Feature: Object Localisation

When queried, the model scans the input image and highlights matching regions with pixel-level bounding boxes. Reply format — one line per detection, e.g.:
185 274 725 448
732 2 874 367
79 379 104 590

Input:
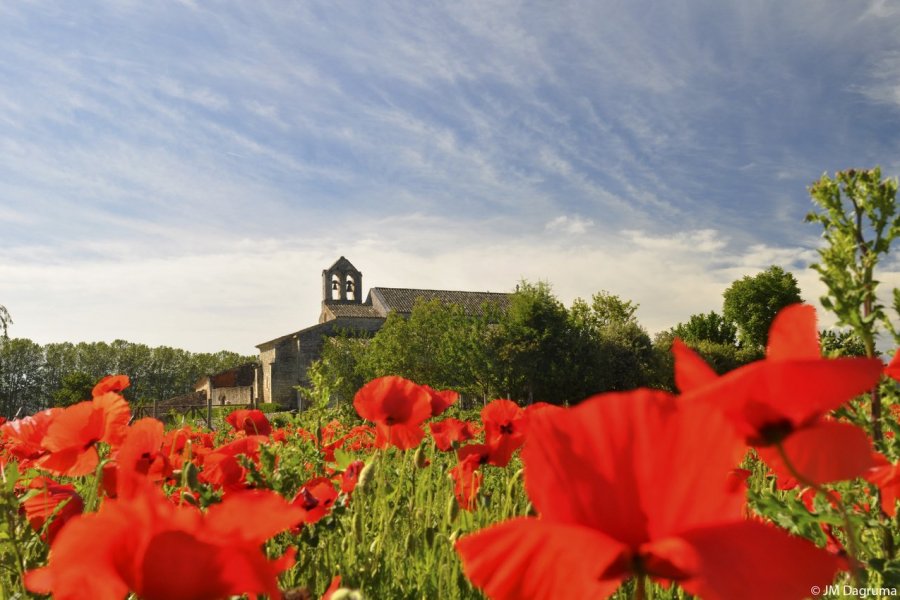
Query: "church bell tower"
322 256 363 307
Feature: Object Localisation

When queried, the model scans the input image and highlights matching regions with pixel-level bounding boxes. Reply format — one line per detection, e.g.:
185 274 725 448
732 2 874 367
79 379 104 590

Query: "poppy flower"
866 453 900 516
429 418 478 451
21 477 83 543
422 384 459 417
0 408 59 464
36 391 131 477
197 436 266 492
115 418 172 497
92 374 130 397
291 477 339 527
25 485 302 600
678 304 882 484
353 376 432 450
885 351 900 383
450 452 483 512
322 575 342 600
480 399 526 467
339 460 365 495
456 389 841 600
225 409 272 437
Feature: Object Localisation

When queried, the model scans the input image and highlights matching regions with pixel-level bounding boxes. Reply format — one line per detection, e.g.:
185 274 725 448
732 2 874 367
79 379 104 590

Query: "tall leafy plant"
806 167 900 443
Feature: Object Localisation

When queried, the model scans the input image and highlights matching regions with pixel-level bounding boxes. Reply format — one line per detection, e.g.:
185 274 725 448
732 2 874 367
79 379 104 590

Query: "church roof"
324 304 383 318
371 287 511 316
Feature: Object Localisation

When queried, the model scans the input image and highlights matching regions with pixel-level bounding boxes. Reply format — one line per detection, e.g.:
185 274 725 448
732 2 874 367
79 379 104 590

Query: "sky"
3 0 900 354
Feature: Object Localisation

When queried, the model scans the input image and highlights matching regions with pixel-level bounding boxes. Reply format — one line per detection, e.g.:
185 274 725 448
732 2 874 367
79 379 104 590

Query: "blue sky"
3 0 900 353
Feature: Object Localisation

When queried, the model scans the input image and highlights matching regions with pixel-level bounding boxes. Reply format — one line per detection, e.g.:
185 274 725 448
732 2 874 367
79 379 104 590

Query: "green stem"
634 574 647 600
775 443 862 584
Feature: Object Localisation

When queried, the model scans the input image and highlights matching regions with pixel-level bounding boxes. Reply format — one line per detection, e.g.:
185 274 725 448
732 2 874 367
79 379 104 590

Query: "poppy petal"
206 490 303 543
456 518 627 600
672 338 718 392
758 420 875 485
766 304 820 361
677 520 841 600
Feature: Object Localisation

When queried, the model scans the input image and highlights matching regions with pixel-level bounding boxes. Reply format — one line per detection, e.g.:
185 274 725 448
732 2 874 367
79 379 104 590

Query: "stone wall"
210 386 253 406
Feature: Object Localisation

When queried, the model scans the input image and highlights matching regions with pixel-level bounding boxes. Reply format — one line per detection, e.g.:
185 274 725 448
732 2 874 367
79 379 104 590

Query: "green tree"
0 338 45 417
0 305 11 339
807 167 900 444
670 311 737 346
494 281 573 404
51 371 97 407
569 291 655 397
722 266 803 351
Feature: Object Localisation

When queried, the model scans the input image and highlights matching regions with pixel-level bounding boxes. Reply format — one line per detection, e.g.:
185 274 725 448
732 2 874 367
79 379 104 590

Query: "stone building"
194 363 257 406
255 257 510 408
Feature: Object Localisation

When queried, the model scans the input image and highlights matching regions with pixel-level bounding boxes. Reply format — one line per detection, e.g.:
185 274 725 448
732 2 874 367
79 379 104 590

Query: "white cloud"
545 215 594 235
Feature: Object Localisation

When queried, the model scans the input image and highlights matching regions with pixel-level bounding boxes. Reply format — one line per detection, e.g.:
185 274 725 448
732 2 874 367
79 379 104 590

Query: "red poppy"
92 374 130 397
225 409 272 437
25 485 302 600
1 408 59 464
450 452 483 512
21 476 83 543
422 384 459 417
115 418 172 497
339 460 365 495
885 350 900 382
480 399 526 467
37 391 131 477
353 376 432 450
456 389 840 600
291 477 339 527
866 453 900 516
429 418 478 451
678 304 882 484
322 575 342 600
197 436 266 492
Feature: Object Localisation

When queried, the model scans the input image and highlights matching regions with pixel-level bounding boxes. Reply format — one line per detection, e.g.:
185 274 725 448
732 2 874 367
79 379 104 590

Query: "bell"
331 281 339 291
346 281 354 292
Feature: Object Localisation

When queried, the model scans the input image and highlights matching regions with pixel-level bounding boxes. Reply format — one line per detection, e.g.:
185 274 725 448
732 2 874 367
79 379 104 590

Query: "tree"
51 371 97 407
722 266 803 351
0 305 11 339
0 338 45 417
494 281 573 404
670 311 737 346
569 292 655 397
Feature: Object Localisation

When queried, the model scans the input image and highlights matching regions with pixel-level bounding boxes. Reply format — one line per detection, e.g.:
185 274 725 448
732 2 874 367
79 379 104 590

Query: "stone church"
252 257 511 408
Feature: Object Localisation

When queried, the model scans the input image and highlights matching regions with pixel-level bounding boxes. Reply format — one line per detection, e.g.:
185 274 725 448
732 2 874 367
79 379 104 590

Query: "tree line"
301 264 854 408
0 337 254 418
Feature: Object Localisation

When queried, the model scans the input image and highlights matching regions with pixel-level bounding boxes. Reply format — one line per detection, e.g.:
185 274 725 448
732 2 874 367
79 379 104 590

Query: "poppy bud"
357 462 374 493
447 495 459 522
351 510 363 540
414 446 428 469
183 461 200 490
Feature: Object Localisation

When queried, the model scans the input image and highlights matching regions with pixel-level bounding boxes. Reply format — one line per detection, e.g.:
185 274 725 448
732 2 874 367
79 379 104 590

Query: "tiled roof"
209 363 256 388
325 304 383 318
372 287 511 316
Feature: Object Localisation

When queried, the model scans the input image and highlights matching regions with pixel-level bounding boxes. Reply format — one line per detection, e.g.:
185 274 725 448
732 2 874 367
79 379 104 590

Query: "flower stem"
775 442 862 584
634 574 646 600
